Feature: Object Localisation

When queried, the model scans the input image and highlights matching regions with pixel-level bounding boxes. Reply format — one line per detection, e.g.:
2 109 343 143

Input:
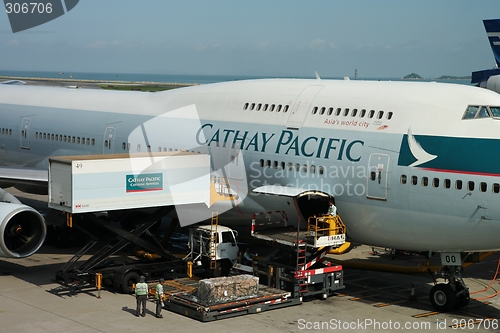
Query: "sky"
0 0 499 79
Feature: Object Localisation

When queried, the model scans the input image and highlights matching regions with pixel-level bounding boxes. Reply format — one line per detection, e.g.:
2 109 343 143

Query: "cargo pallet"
164 283 301 321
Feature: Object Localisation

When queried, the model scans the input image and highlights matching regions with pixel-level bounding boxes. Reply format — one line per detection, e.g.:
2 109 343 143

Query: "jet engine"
0 202 46 258
486 74 500 94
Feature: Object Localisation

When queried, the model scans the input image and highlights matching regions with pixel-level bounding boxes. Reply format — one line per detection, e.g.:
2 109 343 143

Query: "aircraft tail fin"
484 19 500 68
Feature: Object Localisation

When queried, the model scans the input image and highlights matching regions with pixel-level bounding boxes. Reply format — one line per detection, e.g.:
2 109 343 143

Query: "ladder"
209 212 218 270
296 240 308 293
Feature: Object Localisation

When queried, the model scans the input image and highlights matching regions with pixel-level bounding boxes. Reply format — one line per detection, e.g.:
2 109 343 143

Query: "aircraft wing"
0 167 48 187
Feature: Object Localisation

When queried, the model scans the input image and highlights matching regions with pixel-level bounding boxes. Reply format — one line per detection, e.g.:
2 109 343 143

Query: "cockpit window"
463 106 479 119
489 106 500 117
476 106 490 118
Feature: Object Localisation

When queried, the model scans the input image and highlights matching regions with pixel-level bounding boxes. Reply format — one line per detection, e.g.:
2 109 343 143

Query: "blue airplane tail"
483 19 500 68
471 19 500 85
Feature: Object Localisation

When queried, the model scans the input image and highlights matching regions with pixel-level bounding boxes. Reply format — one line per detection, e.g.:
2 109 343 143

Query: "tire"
455 284 470 309
121 271 141 294
430 284 457 312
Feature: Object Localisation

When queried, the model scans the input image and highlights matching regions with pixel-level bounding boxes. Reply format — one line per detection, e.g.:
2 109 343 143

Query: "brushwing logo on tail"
399 128 437 167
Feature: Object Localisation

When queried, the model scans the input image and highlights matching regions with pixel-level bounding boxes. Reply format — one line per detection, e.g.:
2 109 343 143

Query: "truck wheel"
121 271 140 294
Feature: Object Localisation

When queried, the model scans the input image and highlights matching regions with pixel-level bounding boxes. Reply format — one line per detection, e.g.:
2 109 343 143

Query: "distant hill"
403 73 423 80
436 75 471 80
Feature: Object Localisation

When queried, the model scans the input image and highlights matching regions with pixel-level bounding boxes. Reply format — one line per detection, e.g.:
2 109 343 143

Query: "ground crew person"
135 275 148 317
327 200 337 216
155 278 165 318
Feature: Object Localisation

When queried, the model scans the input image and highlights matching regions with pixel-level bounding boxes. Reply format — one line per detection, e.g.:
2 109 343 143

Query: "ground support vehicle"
160 212 347 321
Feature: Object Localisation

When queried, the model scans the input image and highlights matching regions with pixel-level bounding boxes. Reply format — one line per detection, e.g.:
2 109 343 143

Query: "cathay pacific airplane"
2 77 500 311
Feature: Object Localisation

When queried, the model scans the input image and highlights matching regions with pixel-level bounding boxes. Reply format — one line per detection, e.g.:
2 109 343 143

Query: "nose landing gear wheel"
430 284 457 312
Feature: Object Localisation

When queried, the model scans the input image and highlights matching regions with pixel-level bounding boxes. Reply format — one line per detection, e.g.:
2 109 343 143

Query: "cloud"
308 39 335 50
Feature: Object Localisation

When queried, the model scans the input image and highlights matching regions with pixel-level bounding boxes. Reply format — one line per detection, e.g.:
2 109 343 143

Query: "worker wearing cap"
135 276 148 317
155 278 165 318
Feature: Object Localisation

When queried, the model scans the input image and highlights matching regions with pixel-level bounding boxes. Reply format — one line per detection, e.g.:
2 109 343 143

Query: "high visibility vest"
135 282 148 296
155 283 164 300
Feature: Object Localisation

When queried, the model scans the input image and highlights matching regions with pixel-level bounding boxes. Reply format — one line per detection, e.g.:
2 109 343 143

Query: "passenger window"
264 104 268 111
480 182 487 192
283 105 289 113
343 108 349 116
312 106 318 114
360 109 366 117
310 165 316 174
335 108 341 116
387 111 393 120
411 176 417 185
370 171 376 181
327 107 333 115
351 109 357 117
463 106 479 119
493 183 500 193
468 181 475 191
377 111 384 119
319 166 324 175
260 159 264 167
422 177 428 186
270 104 275 112
368 110 375 118
444 179 451 189
277 105 282 112
266 160 271 168
250 103 255 110
320 107 326 115
243 103 249 110
432 178 439 187
400 175 407 184
456 180 463 190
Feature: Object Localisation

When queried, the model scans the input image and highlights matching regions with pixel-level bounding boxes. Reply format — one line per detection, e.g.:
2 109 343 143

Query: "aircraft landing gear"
429 265 469 312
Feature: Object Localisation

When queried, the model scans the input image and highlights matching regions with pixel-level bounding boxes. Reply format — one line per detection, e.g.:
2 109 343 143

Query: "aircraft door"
20 118 31 150
367 153 390 200
103 126 116 154
286 85 324 129
228 143 244 180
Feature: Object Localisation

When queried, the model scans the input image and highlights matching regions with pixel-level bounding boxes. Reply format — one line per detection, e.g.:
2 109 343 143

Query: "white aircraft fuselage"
2 79 500 254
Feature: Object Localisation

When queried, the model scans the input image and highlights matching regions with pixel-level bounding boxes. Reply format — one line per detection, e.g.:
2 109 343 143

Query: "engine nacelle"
486 74 500 94
0 202 46 258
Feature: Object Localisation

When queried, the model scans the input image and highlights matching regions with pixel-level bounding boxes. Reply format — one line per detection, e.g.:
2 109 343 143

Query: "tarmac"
1 189 500 332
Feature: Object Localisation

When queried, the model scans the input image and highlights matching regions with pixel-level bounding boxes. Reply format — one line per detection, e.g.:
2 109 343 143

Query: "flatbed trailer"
164 282 301 321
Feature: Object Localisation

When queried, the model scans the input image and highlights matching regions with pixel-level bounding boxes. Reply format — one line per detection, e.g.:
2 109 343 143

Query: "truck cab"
185 225 239 275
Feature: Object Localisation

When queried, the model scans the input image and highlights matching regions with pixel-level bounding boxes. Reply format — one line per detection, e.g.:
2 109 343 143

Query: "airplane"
2 76 500 312
472 18 500 93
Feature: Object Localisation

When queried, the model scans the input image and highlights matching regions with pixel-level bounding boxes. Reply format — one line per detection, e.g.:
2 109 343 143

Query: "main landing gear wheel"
430 284 457 312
